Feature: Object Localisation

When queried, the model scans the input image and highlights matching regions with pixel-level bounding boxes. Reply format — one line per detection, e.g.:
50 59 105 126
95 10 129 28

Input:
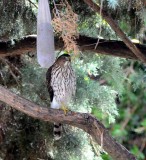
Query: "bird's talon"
61 106 68 115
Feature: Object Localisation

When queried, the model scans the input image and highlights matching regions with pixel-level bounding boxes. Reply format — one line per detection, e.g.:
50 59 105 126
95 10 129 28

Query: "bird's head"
56 54 71 66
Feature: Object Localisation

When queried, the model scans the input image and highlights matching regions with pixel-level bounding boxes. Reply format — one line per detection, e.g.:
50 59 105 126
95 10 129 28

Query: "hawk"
46 54 76 140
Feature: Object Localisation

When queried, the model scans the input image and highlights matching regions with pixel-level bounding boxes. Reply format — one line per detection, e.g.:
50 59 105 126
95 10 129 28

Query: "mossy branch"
0 85 136 160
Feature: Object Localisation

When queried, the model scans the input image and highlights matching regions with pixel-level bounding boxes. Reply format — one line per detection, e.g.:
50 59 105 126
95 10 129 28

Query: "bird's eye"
65 57 70 61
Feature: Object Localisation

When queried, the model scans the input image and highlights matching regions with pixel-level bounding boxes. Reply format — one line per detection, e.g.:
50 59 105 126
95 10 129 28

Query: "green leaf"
131 146 145 160
140 119 146 127
101 153 112 160
111 124 127 137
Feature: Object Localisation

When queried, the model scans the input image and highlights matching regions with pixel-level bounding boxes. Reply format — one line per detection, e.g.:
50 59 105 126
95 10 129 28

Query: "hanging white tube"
37 0 55 68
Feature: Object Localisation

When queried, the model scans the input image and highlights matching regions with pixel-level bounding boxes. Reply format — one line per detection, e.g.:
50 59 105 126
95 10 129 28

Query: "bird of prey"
46 54 76 140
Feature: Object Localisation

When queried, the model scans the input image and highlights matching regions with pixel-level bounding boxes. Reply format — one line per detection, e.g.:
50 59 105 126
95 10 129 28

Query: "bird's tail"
53 123 62 140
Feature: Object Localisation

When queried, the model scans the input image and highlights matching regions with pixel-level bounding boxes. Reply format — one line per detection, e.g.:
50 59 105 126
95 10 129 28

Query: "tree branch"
0 35 146 61
0 85 136 160
27 0 38 8
83 0 146 63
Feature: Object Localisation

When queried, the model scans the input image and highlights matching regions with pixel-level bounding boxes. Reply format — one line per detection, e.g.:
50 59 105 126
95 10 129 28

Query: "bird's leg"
60 102 68 115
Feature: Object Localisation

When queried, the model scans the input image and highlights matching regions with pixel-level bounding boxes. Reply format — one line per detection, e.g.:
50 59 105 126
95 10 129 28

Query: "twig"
3 59 22 75
52 0 60 18
1 59 21 86
90 137 101 156
0 85 136 160
0 71 6 86
27 0 38 8
95 0 103 49
140 139 146 152
120 106 138 131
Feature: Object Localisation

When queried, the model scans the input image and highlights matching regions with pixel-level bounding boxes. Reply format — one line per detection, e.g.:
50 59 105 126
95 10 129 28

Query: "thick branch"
0 35 146 61
0 85 136 160
83 0 146 63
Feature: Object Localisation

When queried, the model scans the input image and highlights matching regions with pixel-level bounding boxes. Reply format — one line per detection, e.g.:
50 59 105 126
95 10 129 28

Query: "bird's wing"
72 69 76 97
46 65 54 102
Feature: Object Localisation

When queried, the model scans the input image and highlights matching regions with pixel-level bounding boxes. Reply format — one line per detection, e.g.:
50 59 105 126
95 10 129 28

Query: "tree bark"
83 0 146 63
0 85 136 160
0 35 146 61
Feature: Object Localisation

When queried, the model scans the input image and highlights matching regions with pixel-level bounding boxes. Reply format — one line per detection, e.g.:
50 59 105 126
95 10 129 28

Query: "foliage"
1 0 146 159
109 61 146 159
0 0 36 40
3 53 146 159
78 14 116 39
0 53 125 159
52 0 79 54
71 54 125 123
107 0 119 9
131 146 145 160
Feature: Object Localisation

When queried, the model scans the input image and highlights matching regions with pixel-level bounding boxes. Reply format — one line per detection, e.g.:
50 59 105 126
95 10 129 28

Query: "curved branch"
0 85 136 160
83 0 146 63
0 35 146 61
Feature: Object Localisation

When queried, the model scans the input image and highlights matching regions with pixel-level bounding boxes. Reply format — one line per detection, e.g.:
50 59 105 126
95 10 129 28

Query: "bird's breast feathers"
51 65 76 104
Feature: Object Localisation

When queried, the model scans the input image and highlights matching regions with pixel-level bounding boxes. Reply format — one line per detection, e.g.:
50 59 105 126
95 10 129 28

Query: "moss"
0 1 36 40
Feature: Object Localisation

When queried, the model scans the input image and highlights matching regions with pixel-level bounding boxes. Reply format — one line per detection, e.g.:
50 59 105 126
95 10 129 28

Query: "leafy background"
0 0 146 159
